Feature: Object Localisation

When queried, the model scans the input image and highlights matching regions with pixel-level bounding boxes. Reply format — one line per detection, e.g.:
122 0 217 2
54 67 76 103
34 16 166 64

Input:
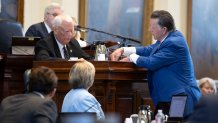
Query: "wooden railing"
33 60 153 121
0 54 154 121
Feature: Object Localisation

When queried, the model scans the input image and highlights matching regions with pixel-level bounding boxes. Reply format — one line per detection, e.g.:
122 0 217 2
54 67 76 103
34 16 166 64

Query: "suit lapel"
50 32 62 58
40 22 49 38
150 41 161 56
66 44 73 56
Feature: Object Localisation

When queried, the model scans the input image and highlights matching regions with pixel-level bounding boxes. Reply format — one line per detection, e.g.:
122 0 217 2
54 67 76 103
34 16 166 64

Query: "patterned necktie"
63 46 70 59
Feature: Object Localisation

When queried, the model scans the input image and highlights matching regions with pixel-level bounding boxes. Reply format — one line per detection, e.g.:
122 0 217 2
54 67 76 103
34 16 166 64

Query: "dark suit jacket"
0 93 57 123
187 95 218 123
25 22 48 39
34 32 92 60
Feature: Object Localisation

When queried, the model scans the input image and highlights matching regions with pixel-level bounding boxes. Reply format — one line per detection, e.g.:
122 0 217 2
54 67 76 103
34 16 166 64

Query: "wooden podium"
33 60 151 121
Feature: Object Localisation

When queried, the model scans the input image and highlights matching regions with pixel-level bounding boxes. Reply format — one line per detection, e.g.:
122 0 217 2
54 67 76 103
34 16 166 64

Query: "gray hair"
44 2 63 15
198 77 217 94
52 14 73 28
69 61 95 89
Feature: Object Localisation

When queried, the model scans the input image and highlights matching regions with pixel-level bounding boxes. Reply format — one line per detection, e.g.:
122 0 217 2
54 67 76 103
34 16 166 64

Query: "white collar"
44 22 52 33
54 36 66 59
33 91 45 99
160 33 168 43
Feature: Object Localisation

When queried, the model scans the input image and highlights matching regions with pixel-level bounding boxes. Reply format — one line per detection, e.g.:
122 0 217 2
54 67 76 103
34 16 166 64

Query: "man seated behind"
34 14 91 60
0 66 58 123
61 60 105 120
25 2 63 38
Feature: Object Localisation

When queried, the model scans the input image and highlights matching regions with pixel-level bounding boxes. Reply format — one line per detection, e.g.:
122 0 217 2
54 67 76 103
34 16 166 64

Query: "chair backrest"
0 19 23 54
23 69 31 93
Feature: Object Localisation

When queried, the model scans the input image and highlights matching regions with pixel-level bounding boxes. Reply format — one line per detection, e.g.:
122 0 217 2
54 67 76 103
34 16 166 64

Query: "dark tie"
63 46 70 59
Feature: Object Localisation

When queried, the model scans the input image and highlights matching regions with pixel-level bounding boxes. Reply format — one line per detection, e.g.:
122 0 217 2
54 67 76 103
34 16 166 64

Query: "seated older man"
34 14 92 60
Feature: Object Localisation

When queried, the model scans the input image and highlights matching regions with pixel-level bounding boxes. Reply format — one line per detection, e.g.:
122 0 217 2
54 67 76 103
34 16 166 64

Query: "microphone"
74 25 88 32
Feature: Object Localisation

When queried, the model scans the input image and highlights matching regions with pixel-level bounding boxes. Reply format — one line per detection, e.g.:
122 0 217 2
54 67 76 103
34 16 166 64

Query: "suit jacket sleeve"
136 40 179 70
25 22 48 39
34 33 64 61
136 43 157 57
33 99 57 123
34 39 61 60
25 25 37 37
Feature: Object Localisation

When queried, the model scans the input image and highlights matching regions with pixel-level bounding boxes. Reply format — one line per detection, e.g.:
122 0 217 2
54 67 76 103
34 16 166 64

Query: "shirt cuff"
123 47 136 56
129 53 139 64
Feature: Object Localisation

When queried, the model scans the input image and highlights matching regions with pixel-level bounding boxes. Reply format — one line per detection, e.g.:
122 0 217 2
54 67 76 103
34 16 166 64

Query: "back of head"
69 60 95 89
29 66 58 95
151 10 175 32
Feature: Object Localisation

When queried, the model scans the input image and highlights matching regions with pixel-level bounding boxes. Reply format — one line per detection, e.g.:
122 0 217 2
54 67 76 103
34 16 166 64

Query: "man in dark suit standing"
25 3 63 38
0 66 58 123
34 14 91 60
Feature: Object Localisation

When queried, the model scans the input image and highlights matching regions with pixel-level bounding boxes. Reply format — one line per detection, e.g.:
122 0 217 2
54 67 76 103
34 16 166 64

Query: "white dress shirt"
123 35 168 64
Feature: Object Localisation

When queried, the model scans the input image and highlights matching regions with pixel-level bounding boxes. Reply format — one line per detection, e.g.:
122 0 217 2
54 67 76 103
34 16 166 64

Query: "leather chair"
0 19 23 54
23 69 31 93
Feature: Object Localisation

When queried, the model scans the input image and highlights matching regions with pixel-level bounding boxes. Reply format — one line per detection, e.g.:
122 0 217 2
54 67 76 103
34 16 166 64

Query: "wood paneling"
0 55 154 122
33 60 153 121
17 0 24 25
0 54 33 100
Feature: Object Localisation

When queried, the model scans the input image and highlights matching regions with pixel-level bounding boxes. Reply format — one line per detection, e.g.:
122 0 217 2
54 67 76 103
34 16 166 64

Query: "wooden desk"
33 61 153 121
33 61 147 81
0 54 34 101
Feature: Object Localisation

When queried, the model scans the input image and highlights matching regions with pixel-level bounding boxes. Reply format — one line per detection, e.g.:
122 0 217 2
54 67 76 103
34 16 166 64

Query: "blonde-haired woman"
61 60 105 120
72 17 88 47
198 77 217 96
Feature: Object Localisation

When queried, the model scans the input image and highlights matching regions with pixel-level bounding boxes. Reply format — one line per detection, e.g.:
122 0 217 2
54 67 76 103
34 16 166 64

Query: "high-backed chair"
0 19 23 54
23 69 31 93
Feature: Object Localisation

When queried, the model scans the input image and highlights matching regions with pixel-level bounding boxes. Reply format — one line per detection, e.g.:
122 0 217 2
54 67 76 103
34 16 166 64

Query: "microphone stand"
77 25 141 47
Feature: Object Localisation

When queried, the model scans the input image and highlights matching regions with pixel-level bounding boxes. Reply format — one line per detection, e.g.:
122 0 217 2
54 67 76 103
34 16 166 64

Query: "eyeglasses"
59 26 74 35
47 13 59 17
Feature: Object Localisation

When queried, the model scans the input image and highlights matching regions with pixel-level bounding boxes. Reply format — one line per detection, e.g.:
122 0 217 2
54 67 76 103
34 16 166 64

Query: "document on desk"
12 46 34 55
68 57 79 61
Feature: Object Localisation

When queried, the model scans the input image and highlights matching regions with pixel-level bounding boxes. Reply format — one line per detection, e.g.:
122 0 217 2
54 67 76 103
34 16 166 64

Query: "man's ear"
50 88 56 98
162 27 168 34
